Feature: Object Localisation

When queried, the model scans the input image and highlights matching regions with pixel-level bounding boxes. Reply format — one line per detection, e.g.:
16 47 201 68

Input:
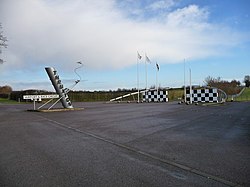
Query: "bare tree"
204 76 221 86
204 76 242 95
0 85 12 94
0 23 8 64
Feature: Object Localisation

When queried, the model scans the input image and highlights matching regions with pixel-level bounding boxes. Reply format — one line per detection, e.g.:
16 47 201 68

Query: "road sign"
23 95 59 100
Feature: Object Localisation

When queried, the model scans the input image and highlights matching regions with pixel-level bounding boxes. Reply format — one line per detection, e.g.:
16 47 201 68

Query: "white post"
33 99 36 110
156 62 158 101
145 53 148 102
145 54 148 91
189 68 192 104
137 54 139 103
184 59 186 103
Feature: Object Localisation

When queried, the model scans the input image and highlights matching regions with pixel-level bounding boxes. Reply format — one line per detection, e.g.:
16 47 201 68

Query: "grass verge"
234 88 250 101
0 98 22 104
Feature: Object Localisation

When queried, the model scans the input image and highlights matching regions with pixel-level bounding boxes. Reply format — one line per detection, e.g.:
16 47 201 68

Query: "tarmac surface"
0 101 249 187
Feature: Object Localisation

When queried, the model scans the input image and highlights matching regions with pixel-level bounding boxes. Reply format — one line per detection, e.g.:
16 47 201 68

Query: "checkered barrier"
186 88 218 103
142 90 168 102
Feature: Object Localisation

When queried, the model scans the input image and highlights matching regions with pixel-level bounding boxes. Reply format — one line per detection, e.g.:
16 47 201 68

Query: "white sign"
23 95 59 100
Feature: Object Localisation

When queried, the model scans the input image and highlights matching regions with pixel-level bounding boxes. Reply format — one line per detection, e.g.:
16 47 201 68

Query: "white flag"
137 52 142 60
156 63 159 71
145 55 151 63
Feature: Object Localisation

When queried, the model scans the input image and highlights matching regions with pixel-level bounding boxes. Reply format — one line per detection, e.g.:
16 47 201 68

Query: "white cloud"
0 0 248 75
166 4 209 26
147 0 176 11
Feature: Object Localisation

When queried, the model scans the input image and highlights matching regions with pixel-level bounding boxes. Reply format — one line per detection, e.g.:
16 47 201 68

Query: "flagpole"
145 53 147 91
189 68 192 104
184 59 186 103
156 62 158 101
137 53 139 103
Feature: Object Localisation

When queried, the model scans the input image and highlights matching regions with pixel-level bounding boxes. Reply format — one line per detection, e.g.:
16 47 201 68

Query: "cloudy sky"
0 0 249 91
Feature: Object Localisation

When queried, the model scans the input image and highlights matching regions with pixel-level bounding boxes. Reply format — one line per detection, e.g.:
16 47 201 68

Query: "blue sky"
0 0 249 91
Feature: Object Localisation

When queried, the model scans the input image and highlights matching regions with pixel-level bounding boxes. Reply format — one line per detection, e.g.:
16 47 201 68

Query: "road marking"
37 114 241 187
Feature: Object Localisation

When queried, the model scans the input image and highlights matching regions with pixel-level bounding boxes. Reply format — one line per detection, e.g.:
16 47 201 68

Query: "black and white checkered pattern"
186 88 218 103
142 90 168 102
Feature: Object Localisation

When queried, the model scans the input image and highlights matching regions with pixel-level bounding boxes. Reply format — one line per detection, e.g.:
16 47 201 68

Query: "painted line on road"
37 114 241 187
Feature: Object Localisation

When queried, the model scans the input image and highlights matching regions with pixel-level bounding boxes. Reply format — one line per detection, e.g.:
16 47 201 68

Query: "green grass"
234 88 250 101
0 98 22 104
168 89 184 101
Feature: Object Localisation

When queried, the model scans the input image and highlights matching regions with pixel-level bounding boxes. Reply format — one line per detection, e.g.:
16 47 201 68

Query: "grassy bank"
4 89 184 103
168 88 184 101
0 98 21 104
233 88 250 101
68 89 184 102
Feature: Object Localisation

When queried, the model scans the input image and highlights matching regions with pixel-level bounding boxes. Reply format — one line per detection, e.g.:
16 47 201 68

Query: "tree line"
1 74 249 102
204 76 247 95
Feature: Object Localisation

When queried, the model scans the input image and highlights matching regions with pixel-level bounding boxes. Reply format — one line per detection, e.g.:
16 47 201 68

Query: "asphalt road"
0 101 249 187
